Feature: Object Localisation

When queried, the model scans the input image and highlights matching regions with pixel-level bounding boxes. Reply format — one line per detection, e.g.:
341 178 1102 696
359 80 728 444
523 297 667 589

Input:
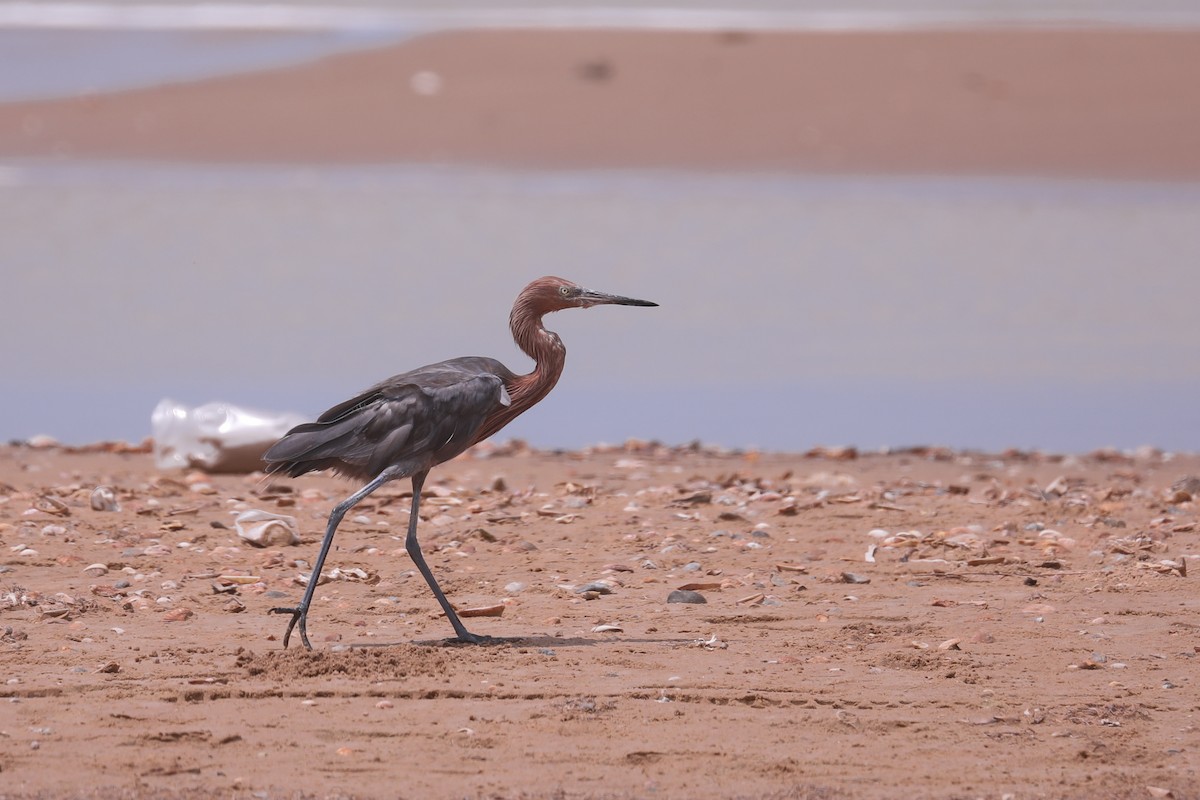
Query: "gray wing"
263 357 514 482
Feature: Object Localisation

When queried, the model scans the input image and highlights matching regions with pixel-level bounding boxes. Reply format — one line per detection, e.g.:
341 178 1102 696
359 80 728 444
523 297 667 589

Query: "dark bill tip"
581 289 658 307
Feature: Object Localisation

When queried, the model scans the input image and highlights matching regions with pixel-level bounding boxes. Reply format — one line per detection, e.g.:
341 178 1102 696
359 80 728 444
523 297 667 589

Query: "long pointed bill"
578 289 659 308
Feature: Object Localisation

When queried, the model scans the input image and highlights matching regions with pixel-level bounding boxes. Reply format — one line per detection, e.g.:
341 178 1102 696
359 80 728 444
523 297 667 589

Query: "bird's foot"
268 606 313 650
446 630 500 646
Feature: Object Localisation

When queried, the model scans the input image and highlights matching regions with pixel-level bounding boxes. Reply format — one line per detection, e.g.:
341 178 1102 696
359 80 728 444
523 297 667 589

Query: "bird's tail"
261 418 362 479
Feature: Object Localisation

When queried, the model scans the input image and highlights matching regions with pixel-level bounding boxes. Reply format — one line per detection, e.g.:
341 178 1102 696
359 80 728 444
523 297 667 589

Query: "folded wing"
263 357 514 482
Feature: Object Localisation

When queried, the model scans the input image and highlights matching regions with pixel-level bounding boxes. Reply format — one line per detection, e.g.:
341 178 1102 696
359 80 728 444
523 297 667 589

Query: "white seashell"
216 575 262 584
234 510 300 547
328 567 368 582
90 486 120 512
410 70 442 96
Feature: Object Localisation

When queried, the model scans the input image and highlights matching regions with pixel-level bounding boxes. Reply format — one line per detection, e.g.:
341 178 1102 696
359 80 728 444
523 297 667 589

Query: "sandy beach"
2 17 1200 799
1 442 1197 798
2 28 1200 179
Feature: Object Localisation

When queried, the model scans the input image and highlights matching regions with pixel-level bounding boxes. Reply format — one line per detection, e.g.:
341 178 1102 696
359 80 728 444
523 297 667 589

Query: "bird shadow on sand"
341 634 708 650
343 635 595 650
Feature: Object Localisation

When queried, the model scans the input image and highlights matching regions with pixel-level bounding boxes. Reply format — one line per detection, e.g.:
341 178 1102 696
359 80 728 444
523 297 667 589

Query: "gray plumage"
261 276 656 649
264 357 514 483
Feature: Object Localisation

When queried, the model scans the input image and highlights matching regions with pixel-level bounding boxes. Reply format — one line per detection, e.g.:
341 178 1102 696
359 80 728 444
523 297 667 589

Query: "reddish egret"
263 276 657 649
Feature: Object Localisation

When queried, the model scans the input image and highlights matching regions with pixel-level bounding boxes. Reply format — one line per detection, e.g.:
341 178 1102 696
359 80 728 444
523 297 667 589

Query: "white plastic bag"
151 399 307 473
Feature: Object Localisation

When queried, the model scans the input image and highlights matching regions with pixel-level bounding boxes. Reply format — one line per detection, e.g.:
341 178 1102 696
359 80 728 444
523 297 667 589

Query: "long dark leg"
270 468 398 649
406 471 486 644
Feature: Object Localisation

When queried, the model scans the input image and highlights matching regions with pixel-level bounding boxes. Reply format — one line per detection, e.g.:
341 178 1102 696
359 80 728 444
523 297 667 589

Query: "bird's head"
522 276 658 313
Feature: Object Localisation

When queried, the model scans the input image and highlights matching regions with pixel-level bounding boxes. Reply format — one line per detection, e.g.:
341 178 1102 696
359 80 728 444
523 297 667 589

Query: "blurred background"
2 0 1199 453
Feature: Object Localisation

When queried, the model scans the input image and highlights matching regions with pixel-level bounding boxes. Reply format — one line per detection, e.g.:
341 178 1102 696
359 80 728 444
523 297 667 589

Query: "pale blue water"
3 162 1198 452
2 3 1198 452
4 1 1200 101
0 28 403 102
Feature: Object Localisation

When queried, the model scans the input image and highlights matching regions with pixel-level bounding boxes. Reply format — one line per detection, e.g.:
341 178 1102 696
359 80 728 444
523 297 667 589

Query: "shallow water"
3 162 1198 451
0 28 405 102
4 1 1200 101
3 0 1199 454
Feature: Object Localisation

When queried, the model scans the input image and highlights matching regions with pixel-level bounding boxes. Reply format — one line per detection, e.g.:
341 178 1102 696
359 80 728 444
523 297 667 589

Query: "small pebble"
667 590 707 604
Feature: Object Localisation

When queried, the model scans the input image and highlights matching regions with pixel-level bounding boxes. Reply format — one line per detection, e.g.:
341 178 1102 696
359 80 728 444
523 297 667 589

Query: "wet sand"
1 443 1197 798
2 28 1200 179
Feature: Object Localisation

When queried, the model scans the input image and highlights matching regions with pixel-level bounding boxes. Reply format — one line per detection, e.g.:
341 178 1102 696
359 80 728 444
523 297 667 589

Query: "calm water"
4 162 1199 452
3 3 1199 451
4 1 1200 101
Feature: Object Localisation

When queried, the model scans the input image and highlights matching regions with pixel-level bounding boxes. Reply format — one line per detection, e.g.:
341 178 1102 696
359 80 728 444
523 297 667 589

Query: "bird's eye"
559 286 571 296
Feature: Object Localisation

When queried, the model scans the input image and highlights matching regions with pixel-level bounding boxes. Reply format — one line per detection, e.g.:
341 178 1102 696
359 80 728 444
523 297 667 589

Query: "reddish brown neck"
474 297 565 443
509 303 566 409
